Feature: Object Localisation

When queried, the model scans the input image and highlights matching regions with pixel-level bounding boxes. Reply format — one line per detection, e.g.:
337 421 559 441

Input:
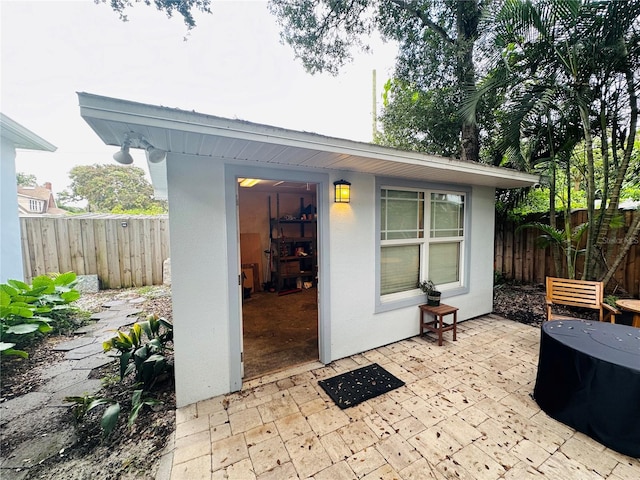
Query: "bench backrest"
545 277 604 310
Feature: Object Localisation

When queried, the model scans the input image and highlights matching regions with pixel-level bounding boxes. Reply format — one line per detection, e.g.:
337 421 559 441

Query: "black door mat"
318 363 405 409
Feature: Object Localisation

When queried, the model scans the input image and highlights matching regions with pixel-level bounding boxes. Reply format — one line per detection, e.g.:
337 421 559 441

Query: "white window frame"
376 179 470 312
29 199 42 212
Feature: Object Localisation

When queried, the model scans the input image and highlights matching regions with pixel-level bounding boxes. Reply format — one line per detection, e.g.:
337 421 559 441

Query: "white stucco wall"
168 157 499 407
167 154 232 407
327 179 496 361
1 138 23 283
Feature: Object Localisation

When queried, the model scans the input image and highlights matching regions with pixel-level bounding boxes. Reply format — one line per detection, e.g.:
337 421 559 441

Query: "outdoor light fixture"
334 179 351 203
113 141 134 165
113 133 166 165
140 139 167 163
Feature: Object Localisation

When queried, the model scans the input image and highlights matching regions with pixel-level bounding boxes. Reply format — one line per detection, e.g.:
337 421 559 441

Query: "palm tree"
466 0 640 285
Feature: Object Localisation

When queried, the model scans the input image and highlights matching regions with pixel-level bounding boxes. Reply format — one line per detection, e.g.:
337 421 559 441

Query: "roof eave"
0 113 57 152
77 92 540 196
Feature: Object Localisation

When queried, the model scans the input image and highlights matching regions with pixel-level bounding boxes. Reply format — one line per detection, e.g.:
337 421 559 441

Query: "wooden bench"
545 277 619 323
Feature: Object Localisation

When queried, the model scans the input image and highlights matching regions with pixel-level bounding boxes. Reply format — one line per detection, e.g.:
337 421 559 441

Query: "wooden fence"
19 209 638 294
495 209 640 296
20 215 170 289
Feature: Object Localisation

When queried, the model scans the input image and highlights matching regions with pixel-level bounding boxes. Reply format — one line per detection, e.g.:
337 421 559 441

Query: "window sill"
375 286 468 314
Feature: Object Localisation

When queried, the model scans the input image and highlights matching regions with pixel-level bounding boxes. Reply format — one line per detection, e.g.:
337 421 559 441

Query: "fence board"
150 218 162 285
26 219 42 277
56 217 72 273
19 218 33 281
41 218 60 273
117 220 132 288
503 227 513 279
67 219 85 275
160 218 170 267
141 218 153 284
495 209 640 296
129 219 143 286
107 220 122 288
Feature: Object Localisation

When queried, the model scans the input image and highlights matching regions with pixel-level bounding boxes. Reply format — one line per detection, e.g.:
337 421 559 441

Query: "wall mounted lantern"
334 179 351 203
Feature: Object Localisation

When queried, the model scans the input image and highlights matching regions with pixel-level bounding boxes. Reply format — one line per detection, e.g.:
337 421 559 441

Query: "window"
29 199 42 212
380 188 465 300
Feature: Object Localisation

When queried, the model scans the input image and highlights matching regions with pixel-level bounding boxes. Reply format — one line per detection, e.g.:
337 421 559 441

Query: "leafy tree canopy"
97 0 211 29
268 0 485 161
377 79 460 157
60 164 167 214
16 172 37 187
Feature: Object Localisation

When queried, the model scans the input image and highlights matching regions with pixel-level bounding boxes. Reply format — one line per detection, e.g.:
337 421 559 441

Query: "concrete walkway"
0 298 144 479
165 315 640 480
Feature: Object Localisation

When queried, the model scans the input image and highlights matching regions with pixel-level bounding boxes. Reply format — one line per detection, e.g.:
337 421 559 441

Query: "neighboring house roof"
1 113 57 151
17 183 65 215
77 92 540 199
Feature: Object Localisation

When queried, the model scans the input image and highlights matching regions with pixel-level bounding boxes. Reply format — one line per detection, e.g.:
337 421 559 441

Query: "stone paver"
168 315 640 479
52 336 98 351
64 345 105 360
0 392 52 424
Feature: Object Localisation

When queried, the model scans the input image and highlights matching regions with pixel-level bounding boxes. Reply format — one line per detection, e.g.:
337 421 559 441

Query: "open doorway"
238 179 319 379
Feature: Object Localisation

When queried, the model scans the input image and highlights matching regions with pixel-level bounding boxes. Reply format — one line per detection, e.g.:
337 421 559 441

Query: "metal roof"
77 92 539 199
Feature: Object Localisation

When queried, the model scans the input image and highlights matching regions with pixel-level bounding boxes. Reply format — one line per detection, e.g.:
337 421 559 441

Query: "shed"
78 92 540 407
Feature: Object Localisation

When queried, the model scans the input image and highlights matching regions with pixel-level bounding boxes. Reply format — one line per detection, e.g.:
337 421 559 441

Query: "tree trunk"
456 0 480 162
578 103 597 280
594 61 638 279
602 211 640 287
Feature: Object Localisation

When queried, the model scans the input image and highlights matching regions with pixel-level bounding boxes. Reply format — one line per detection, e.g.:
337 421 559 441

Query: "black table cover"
534 319 640 458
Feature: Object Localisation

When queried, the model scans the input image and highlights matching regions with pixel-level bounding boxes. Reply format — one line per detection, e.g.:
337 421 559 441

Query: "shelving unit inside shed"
271 194 317 292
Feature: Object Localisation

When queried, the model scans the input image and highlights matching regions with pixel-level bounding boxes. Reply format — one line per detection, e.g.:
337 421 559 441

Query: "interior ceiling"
240 180 317 193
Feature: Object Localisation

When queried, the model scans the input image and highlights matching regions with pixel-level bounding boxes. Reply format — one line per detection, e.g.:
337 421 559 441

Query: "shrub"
0 272 81 358
102 314 173 390
66 315 173 438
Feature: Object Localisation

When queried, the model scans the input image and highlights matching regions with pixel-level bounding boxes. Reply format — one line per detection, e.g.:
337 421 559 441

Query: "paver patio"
161 315 640 480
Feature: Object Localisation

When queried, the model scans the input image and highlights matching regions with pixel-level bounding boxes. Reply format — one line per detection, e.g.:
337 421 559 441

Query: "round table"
616 299 640 327
533 319 640 457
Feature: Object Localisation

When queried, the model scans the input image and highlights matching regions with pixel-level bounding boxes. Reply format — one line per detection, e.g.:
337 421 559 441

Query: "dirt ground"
1 282 563 479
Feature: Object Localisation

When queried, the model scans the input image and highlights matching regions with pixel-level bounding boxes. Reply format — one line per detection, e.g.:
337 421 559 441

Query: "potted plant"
418 280 441 306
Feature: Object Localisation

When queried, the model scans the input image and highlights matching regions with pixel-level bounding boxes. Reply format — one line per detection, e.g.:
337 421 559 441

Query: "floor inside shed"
242 287 318 379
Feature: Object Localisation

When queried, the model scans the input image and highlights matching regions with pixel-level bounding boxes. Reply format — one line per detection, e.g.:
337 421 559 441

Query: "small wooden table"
419 303 458 346
616 299 640 328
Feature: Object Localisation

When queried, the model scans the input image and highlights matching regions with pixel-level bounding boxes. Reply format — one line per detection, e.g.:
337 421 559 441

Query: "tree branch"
389 0 454 45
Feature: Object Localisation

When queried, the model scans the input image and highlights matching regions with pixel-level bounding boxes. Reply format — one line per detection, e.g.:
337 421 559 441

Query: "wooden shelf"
271 194 317 291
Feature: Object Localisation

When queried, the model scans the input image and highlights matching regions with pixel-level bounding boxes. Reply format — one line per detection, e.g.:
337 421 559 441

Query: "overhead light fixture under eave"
239 178 260 187
113 141 134 165
140 138 166 163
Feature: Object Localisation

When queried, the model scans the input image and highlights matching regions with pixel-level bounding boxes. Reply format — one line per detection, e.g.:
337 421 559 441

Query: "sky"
1 0 398 196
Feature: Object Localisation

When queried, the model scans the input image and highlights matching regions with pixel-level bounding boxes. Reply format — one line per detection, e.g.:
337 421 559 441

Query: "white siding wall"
167 154 232 407
0 139 23 283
